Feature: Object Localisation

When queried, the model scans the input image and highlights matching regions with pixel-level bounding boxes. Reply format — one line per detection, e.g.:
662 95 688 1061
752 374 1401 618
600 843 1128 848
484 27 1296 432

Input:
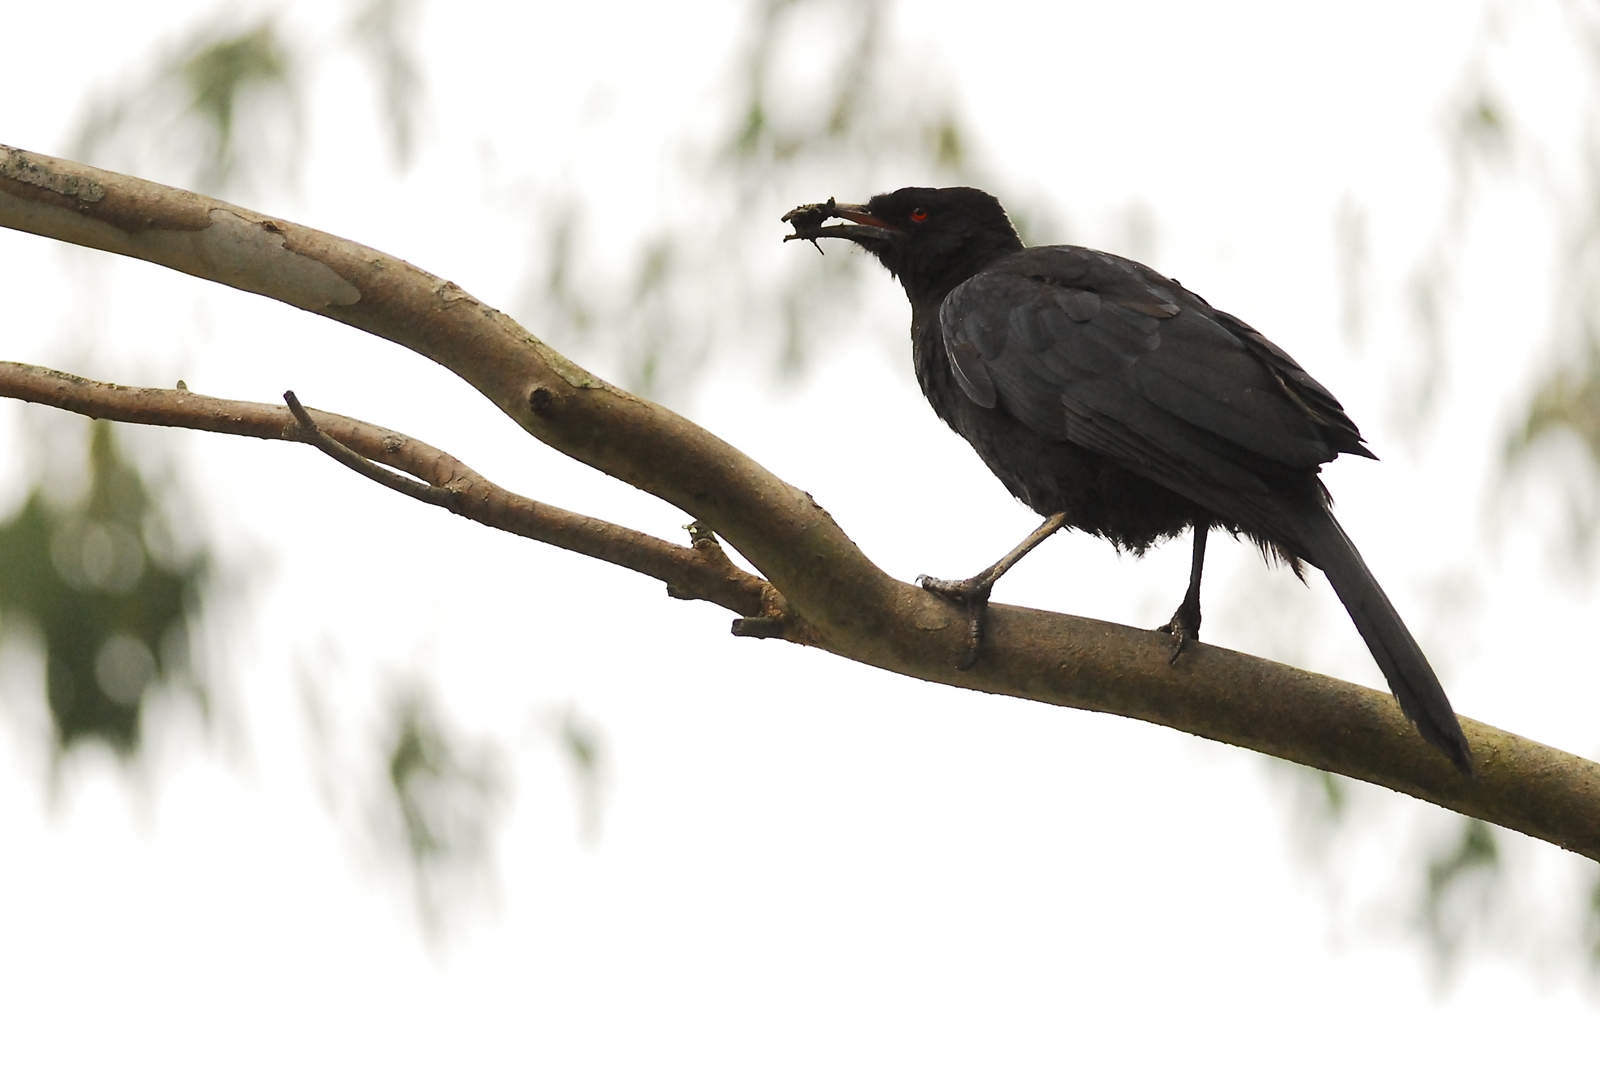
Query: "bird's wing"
939 247 1363 502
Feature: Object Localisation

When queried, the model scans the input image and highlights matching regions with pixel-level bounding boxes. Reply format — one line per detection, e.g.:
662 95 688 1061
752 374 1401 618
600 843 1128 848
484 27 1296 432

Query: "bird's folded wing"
939 253 1356 512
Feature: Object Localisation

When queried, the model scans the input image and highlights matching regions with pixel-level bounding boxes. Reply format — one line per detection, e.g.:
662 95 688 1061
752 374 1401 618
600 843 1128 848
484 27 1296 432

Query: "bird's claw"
919 573 992 671
1157 603 1201 665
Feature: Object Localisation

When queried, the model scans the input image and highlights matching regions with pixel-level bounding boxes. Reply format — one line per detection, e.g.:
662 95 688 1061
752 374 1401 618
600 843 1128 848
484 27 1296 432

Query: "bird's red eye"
910 208 928 222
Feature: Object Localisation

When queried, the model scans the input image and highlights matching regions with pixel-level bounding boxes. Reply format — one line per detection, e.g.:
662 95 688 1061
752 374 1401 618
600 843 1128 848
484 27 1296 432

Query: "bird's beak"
782 198 901 245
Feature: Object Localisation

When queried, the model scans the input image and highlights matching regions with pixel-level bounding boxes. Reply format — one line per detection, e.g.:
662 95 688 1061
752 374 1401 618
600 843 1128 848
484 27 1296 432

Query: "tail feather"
1293 508 1473 774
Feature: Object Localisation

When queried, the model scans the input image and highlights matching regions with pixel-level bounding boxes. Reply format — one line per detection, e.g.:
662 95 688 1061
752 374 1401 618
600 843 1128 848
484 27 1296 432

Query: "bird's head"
782 186 1024 305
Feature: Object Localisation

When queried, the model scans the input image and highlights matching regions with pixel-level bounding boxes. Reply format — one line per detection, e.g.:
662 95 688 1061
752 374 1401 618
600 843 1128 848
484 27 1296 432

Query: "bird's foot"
1157 601 1201 666
918 573 994 671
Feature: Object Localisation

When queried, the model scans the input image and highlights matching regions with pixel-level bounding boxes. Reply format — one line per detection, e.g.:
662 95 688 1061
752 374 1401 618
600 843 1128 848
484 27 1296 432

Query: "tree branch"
0 362 770 618
4 144 1599 862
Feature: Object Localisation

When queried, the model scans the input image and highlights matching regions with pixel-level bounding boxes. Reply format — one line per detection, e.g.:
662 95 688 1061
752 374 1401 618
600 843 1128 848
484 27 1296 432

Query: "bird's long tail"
1293 507 1473 773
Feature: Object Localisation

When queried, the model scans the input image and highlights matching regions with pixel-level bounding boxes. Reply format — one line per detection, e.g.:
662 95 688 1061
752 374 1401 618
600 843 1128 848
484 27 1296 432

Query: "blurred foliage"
1507 338 1600 560
376 681 507 934
0 421 207 756
44 0 432 766
178 21 293 190
725 0 959 174
1276 757 1527 987
1419 818 1502 977
1517 339 1600 456
549 704 606 845
72 0 423 195
519 0 1059 398
1433 4 1600 565
73 16 300 195
1589 874 1600 969
1333 194 1370 353
347 0 424 168
295 651 512 933
1283 0 1600 988
1398 14 1518 437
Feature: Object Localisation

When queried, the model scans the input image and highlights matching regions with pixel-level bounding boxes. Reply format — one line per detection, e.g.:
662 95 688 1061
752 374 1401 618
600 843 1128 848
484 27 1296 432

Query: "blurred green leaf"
1420 818 1502 975
379 682 506 932
0 422 207 756
930 116 964 170
72 16 302 196
552 705 605 845
1269 757 1354 864
1511 337 1600 464
348 0 424 168
1455 92 1511 164
179 22 291 189
1395 16 1518 436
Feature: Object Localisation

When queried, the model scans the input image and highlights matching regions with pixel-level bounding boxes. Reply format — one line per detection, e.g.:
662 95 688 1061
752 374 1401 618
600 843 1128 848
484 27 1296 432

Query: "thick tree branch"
4 144 1600 862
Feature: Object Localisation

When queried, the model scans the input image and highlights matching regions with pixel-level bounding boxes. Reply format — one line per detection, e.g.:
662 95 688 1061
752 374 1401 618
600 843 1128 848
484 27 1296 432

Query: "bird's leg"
1158 524 1208 664
919 512 1070 670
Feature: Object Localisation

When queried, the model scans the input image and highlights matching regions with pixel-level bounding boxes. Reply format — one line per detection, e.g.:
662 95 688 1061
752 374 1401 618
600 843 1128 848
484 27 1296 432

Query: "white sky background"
2 0 1599 1066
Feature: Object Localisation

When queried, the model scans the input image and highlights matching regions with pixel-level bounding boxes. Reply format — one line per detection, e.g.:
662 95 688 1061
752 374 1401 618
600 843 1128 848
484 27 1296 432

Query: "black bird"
782 186 1472 773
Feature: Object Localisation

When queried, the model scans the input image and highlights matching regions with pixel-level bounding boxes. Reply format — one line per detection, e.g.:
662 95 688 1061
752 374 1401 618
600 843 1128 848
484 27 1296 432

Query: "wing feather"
939 247 1364 509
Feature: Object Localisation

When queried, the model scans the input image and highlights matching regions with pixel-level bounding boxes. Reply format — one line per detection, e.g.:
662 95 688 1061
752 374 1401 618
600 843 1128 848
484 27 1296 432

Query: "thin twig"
0 361 770 617
283 388 452 508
